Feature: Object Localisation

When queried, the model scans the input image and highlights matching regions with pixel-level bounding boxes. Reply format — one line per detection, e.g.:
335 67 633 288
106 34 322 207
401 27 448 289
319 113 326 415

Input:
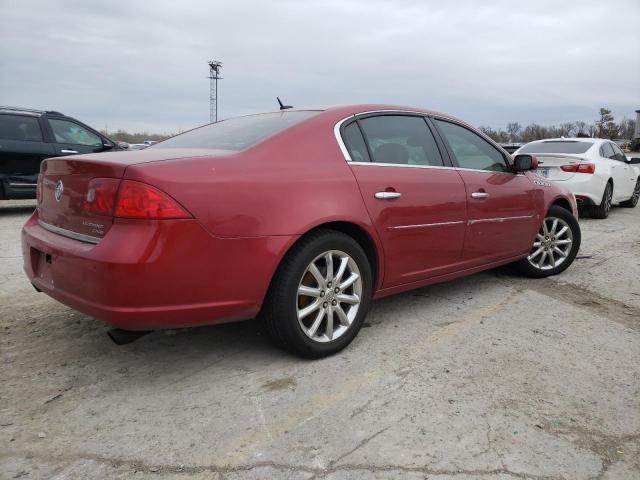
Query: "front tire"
262 229 372 358
620 179 640 208
589 181 613 219
514 206 581 278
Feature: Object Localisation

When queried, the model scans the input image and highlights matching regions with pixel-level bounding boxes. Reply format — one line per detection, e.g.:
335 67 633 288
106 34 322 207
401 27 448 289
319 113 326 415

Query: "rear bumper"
552 174 606 206
22 212 297 330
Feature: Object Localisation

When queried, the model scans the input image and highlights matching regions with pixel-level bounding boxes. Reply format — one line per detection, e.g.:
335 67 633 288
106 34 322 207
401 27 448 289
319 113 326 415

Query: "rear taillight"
113 180 191 219
560 163 595 174
85 179 191 219
85 178 120 216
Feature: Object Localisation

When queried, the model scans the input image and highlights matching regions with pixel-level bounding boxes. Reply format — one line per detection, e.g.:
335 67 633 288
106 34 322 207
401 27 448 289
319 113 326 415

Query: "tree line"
479 108 637 145
101 107 638 148
100 129 174 144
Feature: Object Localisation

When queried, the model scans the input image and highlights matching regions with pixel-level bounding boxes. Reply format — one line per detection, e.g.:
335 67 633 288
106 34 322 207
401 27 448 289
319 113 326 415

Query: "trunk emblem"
54 180 64 202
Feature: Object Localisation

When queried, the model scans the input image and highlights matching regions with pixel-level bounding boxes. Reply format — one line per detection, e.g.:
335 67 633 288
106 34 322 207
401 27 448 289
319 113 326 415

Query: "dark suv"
0 107 121 199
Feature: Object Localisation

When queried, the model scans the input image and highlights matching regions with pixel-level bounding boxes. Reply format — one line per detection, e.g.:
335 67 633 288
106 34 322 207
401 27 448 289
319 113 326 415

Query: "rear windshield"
154 111 318 151
519 141 594 154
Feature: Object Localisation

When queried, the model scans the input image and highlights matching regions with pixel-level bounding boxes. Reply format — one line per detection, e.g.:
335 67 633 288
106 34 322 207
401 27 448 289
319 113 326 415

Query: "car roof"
0 106 64 116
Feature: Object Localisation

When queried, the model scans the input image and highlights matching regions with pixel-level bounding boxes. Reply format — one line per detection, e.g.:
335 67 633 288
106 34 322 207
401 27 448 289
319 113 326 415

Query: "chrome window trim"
38 220 101 244
333 110 516 175
454 167 515 175
334 115 356 162
350 161 454 171
387 220 465 230
333 109 438 164
467 215 533 225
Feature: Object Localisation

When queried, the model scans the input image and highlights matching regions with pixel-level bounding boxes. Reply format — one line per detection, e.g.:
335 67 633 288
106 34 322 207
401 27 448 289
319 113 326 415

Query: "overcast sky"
1 0 638 133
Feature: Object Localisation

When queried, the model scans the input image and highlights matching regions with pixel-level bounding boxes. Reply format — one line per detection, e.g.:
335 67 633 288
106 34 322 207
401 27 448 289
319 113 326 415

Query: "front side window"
610 143 626 162
357 115 443 166
600 142 615 159
48 119 102 146
0 114 43 142
434 119 508 172
155 111 318 151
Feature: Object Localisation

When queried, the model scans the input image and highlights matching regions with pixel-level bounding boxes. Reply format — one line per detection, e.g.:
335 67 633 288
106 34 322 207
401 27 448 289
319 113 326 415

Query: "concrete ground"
1 200 639 480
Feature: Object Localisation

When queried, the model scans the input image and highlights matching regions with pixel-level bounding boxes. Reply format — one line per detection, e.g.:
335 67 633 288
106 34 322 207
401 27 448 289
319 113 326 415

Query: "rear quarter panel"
123 115 376 240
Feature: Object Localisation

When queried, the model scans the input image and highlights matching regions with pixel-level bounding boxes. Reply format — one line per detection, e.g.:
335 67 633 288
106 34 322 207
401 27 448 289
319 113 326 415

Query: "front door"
432 118 538 263
341 114 468 287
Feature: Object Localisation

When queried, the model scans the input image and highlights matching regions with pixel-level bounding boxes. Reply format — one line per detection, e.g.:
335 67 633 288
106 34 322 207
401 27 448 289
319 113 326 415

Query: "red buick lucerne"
22 105 581 357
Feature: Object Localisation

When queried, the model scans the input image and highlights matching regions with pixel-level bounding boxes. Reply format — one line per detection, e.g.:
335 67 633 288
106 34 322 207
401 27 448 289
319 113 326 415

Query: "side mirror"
513 154 538 172
626 157 640 164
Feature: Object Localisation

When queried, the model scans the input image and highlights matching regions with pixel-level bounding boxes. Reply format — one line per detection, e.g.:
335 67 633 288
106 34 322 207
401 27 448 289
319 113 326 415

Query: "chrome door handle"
471 192 490 199
61 149 78 154
375 191 401 200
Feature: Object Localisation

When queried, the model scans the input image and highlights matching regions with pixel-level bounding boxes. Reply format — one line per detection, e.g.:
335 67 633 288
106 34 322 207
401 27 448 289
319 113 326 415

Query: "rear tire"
514 206 581 278
620 179 640 208
590 181 613 219
262 229 372 358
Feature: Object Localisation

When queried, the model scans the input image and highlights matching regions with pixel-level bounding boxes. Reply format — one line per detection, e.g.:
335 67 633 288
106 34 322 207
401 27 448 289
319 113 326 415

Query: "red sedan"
22 105 581 357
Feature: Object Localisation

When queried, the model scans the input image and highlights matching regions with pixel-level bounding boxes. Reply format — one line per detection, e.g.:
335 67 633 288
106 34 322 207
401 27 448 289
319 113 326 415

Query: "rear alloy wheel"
590 182 613 219
297 250 363 343
262 230 372 358
514 205 581 278
620 179 640 208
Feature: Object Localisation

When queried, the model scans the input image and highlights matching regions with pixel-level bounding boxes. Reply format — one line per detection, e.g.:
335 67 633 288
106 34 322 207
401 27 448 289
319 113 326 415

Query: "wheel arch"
298 221 382 291
263 220 384 309
549 196 572 213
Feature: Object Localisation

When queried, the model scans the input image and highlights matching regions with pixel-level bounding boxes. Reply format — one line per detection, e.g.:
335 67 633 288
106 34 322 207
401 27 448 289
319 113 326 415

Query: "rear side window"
357 115 443 166
434 119 508 172
155 111 318 151
342 122 370 162
48 119 102 146
520 141 594 154
0 114 43 142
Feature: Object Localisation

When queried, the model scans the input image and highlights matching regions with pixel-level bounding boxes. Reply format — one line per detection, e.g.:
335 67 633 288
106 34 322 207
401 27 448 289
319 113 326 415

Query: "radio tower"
208 60 223 123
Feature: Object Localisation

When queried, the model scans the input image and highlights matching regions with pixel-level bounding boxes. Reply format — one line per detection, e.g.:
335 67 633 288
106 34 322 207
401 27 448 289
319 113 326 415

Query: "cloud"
1 0 638 133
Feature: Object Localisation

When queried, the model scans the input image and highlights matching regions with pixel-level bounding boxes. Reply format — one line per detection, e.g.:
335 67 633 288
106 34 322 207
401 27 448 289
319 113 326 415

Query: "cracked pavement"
1 200 639 479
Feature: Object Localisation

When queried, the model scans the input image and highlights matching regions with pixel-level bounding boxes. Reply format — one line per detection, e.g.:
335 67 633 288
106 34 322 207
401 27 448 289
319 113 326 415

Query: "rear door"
45 117 112 156
342 114 468 287
432 118 538 263
0 113 54 196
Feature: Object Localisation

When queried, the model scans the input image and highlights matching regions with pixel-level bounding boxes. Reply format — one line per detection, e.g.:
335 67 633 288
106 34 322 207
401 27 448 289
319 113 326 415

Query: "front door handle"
61 149 79 154
375 191 402 200
471 191 490 199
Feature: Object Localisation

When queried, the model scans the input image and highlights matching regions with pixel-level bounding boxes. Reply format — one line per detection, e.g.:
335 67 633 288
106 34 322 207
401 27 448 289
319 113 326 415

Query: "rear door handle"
61 149 78 154
375 191 401 200
471 191 490 199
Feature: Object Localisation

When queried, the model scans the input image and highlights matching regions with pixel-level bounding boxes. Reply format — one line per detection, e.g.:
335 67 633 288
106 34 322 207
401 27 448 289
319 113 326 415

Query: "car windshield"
519 141 594 154
154 111 319 151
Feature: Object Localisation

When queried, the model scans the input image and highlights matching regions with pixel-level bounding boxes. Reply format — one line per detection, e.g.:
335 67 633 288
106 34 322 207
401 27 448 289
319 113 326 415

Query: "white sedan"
514 138 640 218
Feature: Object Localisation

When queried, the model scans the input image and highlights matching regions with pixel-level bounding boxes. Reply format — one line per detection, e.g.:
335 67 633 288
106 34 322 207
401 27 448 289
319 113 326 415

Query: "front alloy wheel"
514 205 581 278
526 217 573 271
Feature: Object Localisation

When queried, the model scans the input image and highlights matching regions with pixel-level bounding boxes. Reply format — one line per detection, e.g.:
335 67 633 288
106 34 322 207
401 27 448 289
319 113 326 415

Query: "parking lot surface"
1 200 639 480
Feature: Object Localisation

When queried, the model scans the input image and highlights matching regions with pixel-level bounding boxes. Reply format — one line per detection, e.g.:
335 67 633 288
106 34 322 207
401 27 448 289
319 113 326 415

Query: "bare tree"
505 122 522 142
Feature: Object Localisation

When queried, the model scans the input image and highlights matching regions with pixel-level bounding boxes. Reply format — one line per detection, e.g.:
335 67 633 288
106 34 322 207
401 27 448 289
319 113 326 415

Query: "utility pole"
208 60 223 123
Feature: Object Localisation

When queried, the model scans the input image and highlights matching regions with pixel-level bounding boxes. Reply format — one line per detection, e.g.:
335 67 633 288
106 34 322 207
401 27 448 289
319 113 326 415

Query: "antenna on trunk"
277 97 293 110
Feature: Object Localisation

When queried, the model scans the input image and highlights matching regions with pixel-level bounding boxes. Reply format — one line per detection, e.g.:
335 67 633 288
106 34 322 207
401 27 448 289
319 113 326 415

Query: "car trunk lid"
533 154 587 181
37 148 229 241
